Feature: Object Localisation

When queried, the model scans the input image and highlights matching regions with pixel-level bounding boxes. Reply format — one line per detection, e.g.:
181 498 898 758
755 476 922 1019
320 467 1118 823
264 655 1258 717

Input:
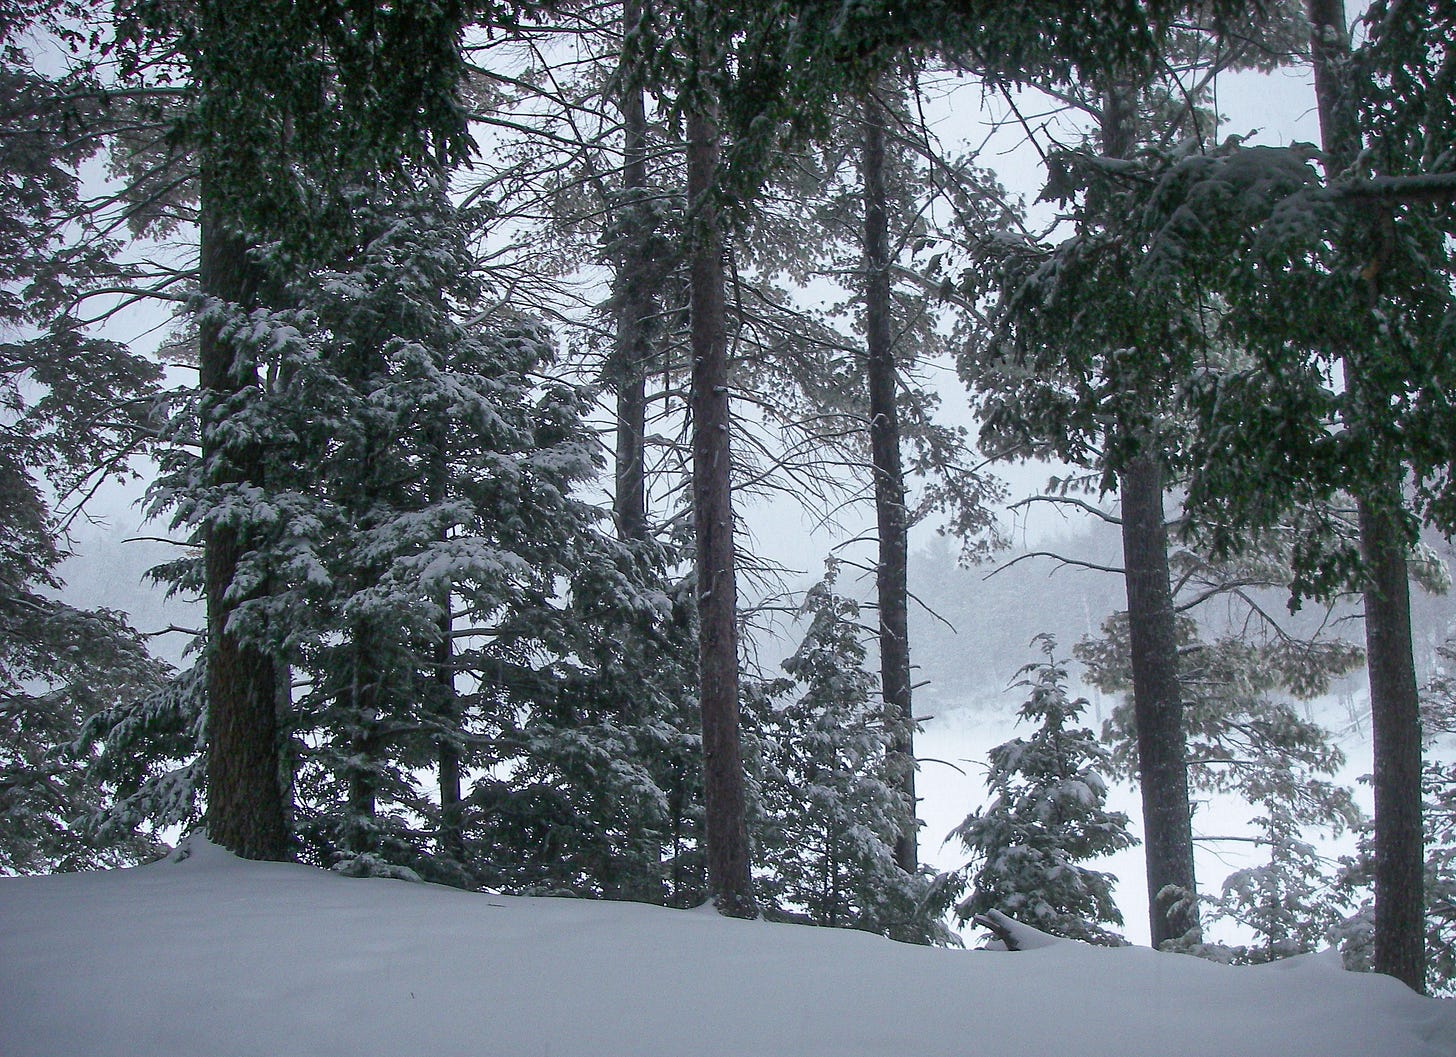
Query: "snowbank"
2 839 1452 1057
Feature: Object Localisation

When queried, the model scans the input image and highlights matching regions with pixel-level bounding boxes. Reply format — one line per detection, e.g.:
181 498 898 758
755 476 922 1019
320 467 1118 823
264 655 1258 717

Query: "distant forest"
906 525 1456 713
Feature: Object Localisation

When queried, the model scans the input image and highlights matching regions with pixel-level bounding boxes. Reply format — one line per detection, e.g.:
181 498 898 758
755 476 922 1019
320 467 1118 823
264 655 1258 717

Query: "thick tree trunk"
611 0 653 543
861 92 917 874
687 69 755 918
1358 499 1425 989
1100 86 1198 947
1307 0 1426 992
1119 453 1199 947
197 180 290 861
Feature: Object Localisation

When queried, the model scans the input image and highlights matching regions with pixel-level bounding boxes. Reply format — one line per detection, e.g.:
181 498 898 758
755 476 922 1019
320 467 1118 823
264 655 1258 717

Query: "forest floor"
2 837 1453 1057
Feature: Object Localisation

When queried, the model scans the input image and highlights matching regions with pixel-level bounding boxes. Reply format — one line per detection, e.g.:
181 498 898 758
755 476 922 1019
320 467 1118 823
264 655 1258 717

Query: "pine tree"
0 3 172 873
1123 0 1454 988
239 174 702 895
750 562 951 942
112 0 483 861
953 6 1329 945
950 636 1136 946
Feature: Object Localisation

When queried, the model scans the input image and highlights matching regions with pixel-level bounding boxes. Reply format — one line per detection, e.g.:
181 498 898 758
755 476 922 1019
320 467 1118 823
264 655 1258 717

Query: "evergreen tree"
951 7 1319 947
110 0 485 861
749 562 951 942
1121 0 1455 987
230 175 689 891
950 636 1135 945
958 81 1204 947
0 2 172 873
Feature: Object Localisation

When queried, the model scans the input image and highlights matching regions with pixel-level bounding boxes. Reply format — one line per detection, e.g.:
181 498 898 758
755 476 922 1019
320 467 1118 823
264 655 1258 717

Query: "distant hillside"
906 523 1456 715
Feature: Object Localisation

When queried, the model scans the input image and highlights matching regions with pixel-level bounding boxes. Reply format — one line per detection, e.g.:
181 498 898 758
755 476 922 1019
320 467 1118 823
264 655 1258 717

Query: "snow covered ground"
3 838 1452 1057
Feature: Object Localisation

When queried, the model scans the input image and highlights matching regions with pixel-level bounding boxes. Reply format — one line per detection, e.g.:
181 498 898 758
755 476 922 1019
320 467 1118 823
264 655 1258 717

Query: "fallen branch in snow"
973 912 1023 951
973 909 1066 952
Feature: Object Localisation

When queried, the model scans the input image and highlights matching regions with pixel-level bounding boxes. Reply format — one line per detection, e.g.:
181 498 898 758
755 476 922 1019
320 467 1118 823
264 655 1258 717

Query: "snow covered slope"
2 839 1453 1057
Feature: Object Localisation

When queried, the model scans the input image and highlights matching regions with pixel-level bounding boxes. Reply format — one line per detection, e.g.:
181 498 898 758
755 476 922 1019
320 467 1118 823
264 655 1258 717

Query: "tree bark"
1306 0 1425 992
611 0 653 542
345 623 380 855
687 58 756 918
1100 85 1198 947
861 91 917 874
1119 453 1200 947
1358 498 1425 989
197 178 290 861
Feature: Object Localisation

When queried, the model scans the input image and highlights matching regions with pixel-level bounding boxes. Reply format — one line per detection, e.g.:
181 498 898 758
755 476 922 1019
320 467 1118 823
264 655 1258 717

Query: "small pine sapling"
750 562 952 943
951 635 1135 945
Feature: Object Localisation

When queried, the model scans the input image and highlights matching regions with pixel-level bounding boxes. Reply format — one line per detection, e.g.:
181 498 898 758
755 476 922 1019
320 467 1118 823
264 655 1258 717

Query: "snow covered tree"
950 636 1136 946
959 88 1203 947
240 173 706 898
1418 760 1456 995
628 0 1243 923
1210 816 1353 965
1122 0 1456 988
750 562 951 942
953 5 1322 948
1076 532 1367 959
107 0 485 862
0 596 174 874
0 3 173 873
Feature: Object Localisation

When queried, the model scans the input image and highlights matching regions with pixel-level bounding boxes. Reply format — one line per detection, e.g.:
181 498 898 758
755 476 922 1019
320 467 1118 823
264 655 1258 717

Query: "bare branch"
984 550 1125 580
1008 494 1121 525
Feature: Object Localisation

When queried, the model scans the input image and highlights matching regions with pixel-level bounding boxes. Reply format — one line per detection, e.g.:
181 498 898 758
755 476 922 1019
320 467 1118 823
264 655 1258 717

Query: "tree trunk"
345 624 380 855
1358 499 1425 989
611 0 653 543
1119 453 1199 947
861 91 917 874
1100 85 1198 947
197 178 290 861
687 56 755 918
1306 0 1425 992
420 393 465 865
430 596 460 867
436 612 465 864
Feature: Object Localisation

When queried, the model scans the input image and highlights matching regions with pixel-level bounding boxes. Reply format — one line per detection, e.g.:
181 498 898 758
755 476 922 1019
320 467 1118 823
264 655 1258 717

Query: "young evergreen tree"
749 562 951 942
225 175 688 892
950 636 1136 946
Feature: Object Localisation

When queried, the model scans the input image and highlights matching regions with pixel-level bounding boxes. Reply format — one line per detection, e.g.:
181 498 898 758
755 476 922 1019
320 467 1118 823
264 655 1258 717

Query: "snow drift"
2 838 1452 1057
